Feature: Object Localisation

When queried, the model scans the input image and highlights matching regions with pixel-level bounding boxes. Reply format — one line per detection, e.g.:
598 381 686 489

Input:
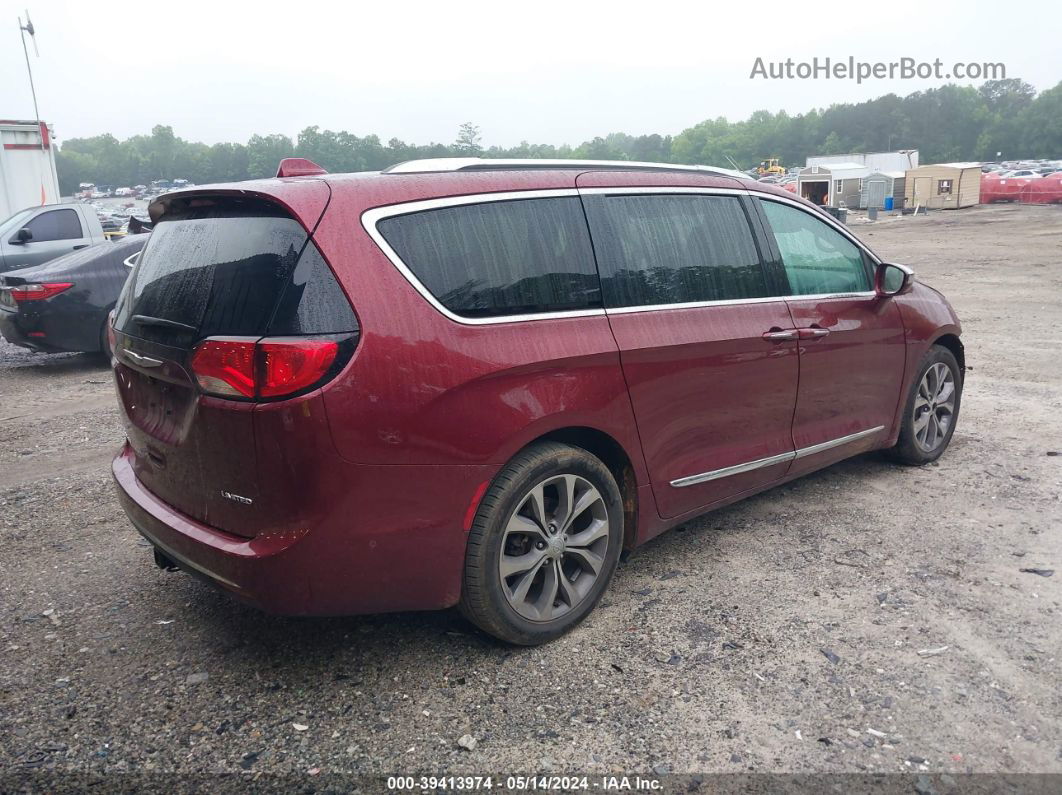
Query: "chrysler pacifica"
110 158 963 644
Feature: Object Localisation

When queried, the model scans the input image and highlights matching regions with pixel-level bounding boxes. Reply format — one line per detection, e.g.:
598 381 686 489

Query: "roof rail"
381 157 749 181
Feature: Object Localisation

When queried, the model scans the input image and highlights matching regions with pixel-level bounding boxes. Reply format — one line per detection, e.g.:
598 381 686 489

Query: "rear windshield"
114 198 355 345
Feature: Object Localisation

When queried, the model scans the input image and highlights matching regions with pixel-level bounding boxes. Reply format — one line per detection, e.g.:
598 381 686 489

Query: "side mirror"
875 262 914 297
10 227 32 245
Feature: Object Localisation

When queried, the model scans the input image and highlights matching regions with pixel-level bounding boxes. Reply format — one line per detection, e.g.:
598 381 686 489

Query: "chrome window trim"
670 425 885 488
578 186 748 197
606 291 876 316
361 189 606 326
362 187 883 327
580 187 879 312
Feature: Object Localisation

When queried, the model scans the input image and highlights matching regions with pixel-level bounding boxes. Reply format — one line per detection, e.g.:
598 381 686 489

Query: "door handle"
797 327 831 339
762 329 799 342
73 244 89 250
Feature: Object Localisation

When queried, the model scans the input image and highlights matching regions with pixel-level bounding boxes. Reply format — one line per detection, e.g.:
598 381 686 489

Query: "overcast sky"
2 0 1060 148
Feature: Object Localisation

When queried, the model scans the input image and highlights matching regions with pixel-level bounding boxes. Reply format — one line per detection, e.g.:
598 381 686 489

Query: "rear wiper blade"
131 314 199 334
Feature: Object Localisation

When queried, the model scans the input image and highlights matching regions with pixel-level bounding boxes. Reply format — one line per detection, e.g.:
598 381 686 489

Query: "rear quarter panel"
311 173 649 484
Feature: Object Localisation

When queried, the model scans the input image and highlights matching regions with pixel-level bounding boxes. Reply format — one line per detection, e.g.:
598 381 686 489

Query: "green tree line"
55 78 1062 194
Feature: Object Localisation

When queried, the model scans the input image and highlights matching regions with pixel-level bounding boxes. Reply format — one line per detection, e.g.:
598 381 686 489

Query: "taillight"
106 310 117 354
190 338 258 398
8 282 74 302
258 339 339 398
190 336 343 400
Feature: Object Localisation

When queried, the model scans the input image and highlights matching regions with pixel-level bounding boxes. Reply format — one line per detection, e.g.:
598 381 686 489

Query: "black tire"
885 345 962 465
460 441 624 645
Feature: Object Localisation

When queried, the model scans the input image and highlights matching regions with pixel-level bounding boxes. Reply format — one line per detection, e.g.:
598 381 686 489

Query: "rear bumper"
0 305 88 353
0 308 48 352
112 443 495 616
112 445 308 611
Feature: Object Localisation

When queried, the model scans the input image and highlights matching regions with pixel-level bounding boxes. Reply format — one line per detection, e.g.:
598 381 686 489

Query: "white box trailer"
807 150 919 172
0 119 60 220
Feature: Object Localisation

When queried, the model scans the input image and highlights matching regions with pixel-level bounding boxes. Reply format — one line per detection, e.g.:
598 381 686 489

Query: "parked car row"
105 156 964 645
981 159 1062 178
77 178 192 201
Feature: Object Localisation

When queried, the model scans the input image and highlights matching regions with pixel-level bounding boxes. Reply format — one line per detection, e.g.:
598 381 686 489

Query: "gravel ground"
0 203 1059 788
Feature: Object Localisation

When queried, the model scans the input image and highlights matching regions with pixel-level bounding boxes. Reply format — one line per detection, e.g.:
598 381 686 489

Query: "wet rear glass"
114 202 307 346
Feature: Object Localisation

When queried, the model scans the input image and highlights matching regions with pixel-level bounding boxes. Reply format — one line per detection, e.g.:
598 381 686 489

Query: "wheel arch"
527 426 640 551
932 332 965 376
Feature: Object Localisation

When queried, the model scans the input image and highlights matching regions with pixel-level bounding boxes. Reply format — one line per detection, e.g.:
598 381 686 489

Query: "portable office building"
796 163 869 208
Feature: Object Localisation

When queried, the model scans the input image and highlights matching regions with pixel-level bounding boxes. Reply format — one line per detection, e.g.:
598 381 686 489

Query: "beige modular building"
904 163 982 209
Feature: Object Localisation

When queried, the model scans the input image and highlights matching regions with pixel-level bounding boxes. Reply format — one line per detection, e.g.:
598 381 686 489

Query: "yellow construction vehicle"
757 158 785 176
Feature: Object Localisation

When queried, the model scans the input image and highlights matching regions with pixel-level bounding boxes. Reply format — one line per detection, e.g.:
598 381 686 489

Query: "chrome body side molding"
792 426 886 459
669 450 796 488
669 426 885 488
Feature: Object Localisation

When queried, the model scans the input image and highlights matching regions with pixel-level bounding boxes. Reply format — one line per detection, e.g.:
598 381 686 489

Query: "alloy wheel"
913 362 956 452
498 474 609 622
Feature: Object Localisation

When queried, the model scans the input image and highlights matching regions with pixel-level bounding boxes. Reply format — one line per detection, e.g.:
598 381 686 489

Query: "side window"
25 209 83 242
583 194 768 307
376 197 600 318
759 200 871 296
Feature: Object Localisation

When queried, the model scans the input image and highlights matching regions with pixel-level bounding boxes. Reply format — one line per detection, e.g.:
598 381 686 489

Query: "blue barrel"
884 196 894 211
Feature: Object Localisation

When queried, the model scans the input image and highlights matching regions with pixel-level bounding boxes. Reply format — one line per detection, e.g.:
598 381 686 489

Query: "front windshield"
0 209 34 239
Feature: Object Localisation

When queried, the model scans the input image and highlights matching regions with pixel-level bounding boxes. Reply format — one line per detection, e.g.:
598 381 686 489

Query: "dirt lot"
1 203 1059 786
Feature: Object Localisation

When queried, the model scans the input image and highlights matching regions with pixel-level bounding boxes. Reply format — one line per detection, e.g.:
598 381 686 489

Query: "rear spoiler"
127 216 153 234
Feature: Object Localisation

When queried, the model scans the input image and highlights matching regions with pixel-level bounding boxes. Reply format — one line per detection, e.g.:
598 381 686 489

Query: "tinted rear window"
582 194 768 307
114 199 355 345
376 197 600 318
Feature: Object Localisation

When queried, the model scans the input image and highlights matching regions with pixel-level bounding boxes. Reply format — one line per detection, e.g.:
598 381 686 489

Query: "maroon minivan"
111 158 963 644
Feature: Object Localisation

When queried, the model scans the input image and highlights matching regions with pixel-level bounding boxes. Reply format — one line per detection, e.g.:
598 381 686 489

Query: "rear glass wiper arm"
131 314 199 334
